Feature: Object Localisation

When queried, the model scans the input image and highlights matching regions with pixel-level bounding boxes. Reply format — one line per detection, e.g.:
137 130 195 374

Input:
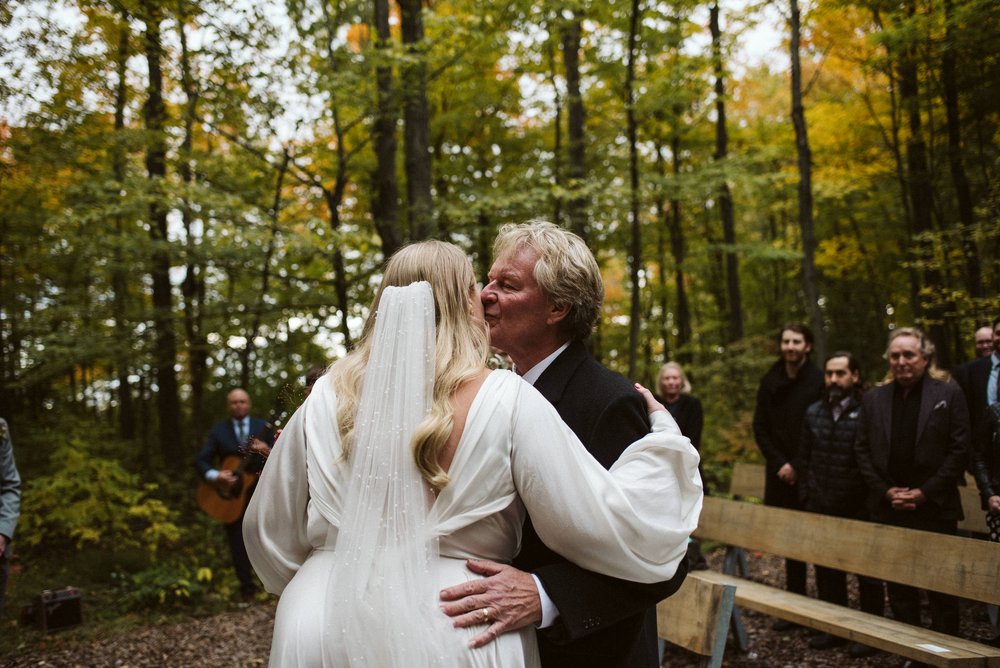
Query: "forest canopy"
1 0 998 486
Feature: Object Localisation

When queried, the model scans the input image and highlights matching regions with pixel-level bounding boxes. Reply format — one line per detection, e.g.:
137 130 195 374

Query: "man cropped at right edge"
440 221 690 667
954 316 1000 445
854 326 969 635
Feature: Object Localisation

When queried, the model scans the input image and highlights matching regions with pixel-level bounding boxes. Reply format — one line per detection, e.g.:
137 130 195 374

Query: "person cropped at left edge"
0 418 22 619
195 388 275 598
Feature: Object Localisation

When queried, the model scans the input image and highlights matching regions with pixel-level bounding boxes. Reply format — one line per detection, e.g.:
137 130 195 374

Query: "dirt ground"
2 550 995 667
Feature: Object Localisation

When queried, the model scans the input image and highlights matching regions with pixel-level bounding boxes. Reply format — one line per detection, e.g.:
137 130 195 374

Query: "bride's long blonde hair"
329 241 490 489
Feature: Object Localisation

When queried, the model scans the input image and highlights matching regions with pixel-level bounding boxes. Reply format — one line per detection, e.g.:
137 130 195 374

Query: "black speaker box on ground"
35 587 83 632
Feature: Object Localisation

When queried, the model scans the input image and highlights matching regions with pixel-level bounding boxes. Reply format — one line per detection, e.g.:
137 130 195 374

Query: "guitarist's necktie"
236 421 246 444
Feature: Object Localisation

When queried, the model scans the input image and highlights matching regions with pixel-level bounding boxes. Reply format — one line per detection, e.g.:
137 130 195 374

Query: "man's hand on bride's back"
634 383 666 415
439 560 542 648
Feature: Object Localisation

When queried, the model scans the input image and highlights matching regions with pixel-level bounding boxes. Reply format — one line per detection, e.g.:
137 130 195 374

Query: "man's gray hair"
885 326 935 362
494 220 603 342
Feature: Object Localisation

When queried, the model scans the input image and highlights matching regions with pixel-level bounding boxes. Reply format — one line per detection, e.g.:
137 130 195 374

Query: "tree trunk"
789 0 825 360
177 0 209 444
240 151 289 389
941 0 981 299
626 0 642 379
670 134 692 364
372 0 402 256
871 7 921 318
654 147 671 364
399 0 434 239
141 0 182 465
899 1 949 366
111 13 135 440
562 16 588 242
546 35 563 226
710 3 743 343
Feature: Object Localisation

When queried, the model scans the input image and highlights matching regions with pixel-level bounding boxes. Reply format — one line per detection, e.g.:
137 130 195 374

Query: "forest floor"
2 549 995 667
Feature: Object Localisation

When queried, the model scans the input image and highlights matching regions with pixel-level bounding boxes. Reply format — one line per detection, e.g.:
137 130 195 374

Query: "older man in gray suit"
0 418 22 618
854 327 969 636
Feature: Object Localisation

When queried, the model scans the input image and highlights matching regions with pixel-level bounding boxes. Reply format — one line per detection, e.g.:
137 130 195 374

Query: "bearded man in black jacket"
795 352 883 656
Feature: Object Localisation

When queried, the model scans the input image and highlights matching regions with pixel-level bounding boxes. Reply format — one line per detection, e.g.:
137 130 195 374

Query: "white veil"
324 281 464 666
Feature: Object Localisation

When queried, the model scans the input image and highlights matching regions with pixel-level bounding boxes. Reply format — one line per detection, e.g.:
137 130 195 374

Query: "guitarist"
195 388 275 599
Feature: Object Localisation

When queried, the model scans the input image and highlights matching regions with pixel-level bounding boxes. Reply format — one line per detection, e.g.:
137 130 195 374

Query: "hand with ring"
439 559 542 649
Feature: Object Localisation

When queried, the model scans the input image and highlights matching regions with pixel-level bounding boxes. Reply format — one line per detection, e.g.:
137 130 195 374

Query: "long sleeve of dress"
510 384 702 584
243 401 313 595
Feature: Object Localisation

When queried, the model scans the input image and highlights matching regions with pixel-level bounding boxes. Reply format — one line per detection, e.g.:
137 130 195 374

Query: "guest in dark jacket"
656 363 703 459
752 322 824 608
656 362 707 572
971 401 1000 540
971 401 1000 644
796 352 883 656
854 327 969 636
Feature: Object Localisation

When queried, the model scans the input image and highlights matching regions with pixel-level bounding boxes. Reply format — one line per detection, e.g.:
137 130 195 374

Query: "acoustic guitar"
196 415 282 523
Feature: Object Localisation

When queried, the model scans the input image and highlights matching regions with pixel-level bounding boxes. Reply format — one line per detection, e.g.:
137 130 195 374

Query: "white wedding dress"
244 369 701 667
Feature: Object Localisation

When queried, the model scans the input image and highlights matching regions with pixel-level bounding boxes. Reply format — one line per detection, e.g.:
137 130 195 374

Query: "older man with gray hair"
439 221 688 668
854 326 969 636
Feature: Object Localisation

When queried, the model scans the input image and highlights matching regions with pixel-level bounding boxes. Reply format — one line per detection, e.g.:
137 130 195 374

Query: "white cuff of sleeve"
532 574 560 629
205 469 220 481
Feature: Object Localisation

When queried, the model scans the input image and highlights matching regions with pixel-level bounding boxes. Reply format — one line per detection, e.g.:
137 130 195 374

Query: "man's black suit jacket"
195 416 275 479
954 355 992 442
514 340 688 668
854 376 970 523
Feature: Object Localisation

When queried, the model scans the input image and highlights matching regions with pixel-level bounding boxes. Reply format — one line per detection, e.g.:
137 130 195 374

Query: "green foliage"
19 440 182 559
111 563 218 612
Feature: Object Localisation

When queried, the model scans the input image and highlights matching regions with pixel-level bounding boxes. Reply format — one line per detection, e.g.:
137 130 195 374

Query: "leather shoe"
809 632 847 649
848 642 878 658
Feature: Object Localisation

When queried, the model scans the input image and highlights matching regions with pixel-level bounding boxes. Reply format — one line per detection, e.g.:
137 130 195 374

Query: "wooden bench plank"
694 497 1000 605
729 461 765 499
695 570 999 667
657 571 735 666
729 463 989 534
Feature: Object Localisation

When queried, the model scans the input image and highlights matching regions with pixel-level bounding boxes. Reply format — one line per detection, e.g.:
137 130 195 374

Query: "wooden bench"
656 571 735 668
695 496 1000 666
729 461 990 535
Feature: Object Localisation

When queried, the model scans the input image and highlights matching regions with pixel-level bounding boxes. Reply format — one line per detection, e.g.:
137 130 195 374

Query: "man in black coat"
752 322 824 610
195 388 275 597
954 316 1000 444
440 221 689 668
854 327 969 635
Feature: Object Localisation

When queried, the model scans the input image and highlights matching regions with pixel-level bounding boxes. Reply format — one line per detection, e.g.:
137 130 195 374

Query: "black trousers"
807 503 884 615
765 473 806 595
224 517 255 594
815 565 884 614
880 514 960 635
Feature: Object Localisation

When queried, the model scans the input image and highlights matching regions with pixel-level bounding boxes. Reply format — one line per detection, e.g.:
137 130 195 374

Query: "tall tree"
709 2 743 343
399 0 435 239
626 0 643 378
940 0 981 300
561 13 588 242
140 0 182 464
789 0 825 359
371 0 402 256
176 0 210 444
110 11 135 440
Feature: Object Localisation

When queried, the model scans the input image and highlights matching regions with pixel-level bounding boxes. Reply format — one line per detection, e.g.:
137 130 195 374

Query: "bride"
243 240 702 667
